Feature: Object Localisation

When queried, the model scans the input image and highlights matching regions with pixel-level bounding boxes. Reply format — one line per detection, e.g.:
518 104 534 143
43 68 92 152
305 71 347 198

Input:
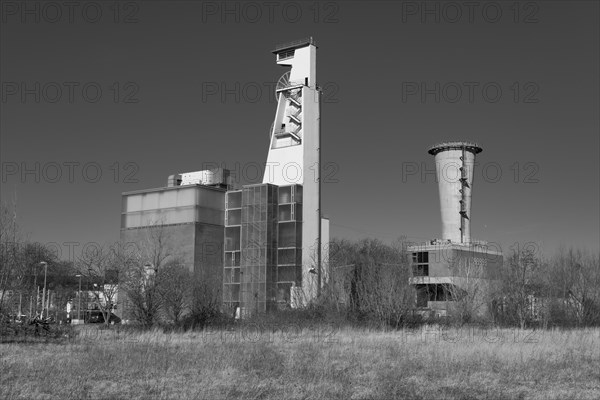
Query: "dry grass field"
1 324 599 400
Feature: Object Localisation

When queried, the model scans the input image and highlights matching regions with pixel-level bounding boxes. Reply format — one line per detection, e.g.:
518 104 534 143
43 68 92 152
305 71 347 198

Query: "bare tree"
0 203 60 318
77 243 132 327
327 238 413 328
120 260 164 327
0 202 22 315
159 259 192 324
119 222 180 326
323 239 356 311
548 247 600 326
447 255 494 324
500 247 541 329
186 272 223 329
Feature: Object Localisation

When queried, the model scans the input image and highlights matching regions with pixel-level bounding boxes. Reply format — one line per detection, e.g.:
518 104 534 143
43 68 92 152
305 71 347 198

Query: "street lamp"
40 261 48 319
75 274 82 324
30 264 38 317
87 268 92 312
92 283 98 310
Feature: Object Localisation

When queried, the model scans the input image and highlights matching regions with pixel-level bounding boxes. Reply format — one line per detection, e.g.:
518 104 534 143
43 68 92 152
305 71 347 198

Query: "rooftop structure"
271 37 317 53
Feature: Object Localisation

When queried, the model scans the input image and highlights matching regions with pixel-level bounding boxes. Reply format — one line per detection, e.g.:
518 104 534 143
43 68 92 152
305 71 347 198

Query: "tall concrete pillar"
428 142 482 243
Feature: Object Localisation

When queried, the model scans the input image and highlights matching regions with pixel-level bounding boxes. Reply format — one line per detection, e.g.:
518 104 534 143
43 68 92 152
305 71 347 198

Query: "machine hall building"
119 38 329 319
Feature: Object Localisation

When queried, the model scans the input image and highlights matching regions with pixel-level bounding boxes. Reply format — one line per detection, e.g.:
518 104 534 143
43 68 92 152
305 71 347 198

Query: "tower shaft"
263 37 323 303
428 142 482 243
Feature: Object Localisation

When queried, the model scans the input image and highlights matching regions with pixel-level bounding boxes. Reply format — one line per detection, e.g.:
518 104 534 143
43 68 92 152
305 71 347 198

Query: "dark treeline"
341 239 598 328
323 238 600 329
496 246 600 328
2 202 599 330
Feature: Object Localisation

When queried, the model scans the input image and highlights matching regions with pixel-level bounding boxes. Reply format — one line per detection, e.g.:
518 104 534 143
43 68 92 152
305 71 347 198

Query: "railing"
279 81 305 91
272 37 316 53
273 129 301 143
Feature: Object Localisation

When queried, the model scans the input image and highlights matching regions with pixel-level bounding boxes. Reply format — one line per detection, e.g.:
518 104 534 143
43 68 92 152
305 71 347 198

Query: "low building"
408 240 503 318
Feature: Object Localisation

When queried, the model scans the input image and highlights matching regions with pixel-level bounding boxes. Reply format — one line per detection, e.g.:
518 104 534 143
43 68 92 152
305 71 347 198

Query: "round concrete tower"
428 142 482 243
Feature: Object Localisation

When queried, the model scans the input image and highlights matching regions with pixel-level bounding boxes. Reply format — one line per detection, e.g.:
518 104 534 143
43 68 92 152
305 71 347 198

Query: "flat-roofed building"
118 169 229 321
408 240 503 317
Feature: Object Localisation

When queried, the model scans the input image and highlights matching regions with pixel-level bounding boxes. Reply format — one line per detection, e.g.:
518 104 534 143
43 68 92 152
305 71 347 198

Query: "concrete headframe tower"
428 142 482 243
263 37 323 301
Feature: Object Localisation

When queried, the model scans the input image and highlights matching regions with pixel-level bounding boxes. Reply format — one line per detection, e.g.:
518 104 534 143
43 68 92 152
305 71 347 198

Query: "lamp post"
40 261 48 319
87 268 92 314
75 274 82 324
46 289 51 320
30 265 38 317
93 283 98 310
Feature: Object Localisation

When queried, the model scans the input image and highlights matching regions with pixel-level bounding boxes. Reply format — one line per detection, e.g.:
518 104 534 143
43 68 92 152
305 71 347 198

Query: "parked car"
3 314 28 324
84 310 121 324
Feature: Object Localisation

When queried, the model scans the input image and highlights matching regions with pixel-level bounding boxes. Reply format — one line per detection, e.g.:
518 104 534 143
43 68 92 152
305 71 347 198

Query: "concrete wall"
118 184 226 322
118 222 224 321
195 223 224 284
121 224 196 272
410 244 502 280
300 83 321 302
409 243 503 319
122 185 225 228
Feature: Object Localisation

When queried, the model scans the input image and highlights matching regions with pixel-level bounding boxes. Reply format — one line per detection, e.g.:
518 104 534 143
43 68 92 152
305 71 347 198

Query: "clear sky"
1 1 598 262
